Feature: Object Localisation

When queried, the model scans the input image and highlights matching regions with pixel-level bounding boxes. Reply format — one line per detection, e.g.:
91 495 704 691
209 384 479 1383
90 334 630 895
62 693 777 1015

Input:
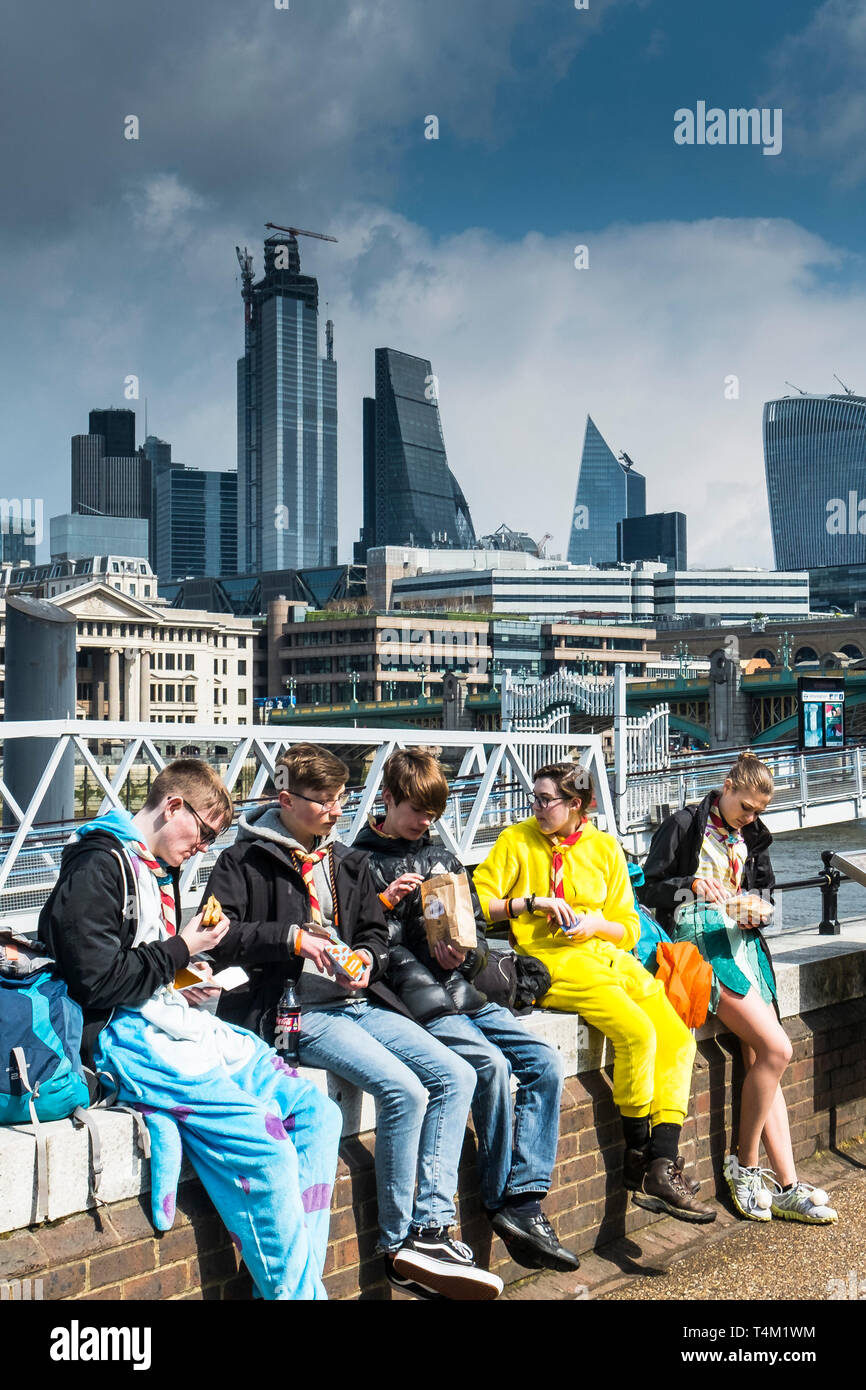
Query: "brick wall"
3 997 866 1301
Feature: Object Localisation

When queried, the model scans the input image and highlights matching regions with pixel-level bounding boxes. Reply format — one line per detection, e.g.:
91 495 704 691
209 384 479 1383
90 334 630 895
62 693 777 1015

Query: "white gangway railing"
0 720 615 925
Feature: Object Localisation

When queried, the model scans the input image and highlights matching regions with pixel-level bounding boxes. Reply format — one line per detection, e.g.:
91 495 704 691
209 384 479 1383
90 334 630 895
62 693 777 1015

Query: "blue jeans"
298 1000 476 1251
427 1003 564 1211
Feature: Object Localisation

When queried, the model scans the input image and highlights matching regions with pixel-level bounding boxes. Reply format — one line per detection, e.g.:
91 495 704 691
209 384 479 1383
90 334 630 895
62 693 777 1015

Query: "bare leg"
739 1040 796 1185
715 987 794 1182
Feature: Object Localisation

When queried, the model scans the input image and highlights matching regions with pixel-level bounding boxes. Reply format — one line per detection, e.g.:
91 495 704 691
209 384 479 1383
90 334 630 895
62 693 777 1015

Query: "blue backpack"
0 929 90 1126
627 863 672 972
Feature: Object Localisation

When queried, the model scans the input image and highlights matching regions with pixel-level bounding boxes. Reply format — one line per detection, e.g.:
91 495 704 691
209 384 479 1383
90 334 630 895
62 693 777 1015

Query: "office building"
568 416 646 565
353 348 476 562
764 392 866 570
51 514 149 563
237 234 338 573
154 466 237 582
618 511 687 569
88 408 135 459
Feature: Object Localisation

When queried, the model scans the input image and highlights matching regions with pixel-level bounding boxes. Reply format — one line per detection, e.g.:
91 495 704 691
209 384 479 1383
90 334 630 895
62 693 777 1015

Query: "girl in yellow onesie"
473 761 714 1224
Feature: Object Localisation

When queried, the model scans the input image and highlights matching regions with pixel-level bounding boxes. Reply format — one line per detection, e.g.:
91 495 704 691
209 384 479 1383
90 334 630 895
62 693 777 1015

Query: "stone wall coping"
2 922 865 1239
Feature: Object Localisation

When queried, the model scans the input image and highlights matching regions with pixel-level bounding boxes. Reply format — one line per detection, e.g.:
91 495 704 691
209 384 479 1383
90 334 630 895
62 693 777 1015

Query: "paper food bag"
421 872 477 951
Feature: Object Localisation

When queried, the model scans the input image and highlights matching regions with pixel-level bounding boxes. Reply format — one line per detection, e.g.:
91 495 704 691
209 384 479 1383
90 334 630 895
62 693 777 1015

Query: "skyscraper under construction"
236 233 338 572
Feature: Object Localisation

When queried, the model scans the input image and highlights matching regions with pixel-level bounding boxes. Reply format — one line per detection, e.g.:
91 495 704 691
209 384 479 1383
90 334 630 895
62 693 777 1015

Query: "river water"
765 820 866 933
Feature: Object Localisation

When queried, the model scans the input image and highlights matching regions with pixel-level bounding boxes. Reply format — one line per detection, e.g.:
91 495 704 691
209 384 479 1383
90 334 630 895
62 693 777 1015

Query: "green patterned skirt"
672 902 776 1014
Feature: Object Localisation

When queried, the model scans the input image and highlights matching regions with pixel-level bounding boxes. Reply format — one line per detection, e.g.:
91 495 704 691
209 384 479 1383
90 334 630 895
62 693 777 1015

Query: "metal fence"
0 720 615 922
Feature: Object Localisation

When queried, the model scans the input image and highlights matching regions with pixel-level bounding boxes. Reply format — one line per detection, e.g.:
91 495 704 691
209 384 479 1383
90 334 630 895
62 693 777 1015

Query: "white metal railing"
0 720 615 923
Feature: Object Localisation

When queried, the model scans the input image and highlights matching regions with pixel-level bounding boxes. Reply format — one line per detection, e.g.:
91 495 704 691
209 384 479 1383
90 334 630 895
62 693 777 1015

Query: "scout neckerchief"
128 839 177 935
698 797 746 896
291 844 339 929
549 825 585 900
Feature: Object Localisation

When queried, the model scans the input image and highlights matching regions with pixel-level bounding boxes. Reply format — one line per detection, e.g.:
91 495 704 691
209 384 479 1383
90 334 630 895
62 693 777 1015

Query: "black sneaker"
490 1208 580 1272
383 1253 447 1301
392 1227 504 1301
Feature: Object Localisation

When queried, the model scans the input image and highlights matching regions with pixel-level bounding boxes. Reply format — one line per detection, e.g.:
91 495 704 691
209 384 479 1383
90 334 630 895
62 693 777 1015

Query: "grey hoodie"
237 804 367 1008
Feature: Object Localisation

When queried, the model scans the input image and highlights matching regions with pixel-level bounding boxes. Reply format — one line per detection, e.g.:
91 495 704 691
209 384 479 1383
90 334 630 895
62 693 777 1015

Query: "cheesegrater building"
237 234 338 573
354 348 476 562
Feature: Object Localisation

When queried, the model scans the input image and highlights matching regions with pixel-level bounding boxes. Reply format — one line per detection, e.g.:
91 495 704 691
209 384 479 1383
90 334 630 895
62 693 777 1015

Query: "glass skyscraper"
763 393 866 570
237 234 337 573
155 466 238 582
618 511 687 569
354 348 476 561
568 416 646 565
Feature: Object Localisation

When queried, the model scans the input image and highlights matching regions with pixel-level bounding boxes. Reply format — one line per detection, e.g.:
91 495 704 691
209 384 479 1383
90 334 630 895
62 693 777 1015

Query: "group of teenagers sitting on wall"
40 743 838 1302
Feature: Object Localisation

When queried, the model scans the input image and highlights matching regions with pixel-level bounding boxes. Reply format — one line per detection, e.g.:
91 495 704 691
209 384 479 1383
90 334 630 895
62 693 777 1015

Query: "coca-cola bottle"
275 981 301 1064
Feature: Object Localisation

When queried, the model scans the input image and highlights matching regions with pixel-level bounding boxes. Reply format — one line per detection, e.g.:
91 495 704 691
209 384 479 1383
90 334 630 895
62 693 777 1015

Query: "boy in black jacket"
204 742 503 1301
353 747 578 1273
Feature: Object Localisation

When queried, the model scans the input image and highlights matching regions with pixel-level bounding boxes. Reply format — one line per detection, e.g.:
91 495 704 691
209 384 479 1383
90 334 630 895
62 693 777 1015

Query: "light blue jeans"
298 999 476 1251
427 1003 564 1211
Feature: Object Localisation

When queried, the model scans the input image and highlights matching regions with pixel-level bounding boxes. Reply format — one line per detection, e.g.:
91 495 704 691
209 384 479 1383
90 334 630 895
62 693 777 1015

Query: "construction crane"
535 532 552 558
235 246 254 325
833 374 855 396
264 222 338 244
784 380 807 395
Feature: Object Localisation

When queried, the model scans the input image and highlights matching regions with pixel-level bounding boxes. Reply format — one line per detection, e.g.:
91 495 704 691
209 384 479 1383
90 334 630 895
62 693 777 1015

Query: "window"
165 653 175 671
185 654 194 670
238 689 247 705
222 689 228 704
238 660 247 675
214 660 219 674
165 684 175 701
222 659 227 674
185 687 195 702
238 636 247 649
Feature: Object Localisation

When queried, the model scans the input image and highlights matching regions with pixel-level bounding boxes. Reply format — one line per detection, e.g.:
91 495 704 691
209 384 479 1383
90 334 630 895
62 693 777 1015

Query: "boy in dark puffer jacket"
353 747 577 1273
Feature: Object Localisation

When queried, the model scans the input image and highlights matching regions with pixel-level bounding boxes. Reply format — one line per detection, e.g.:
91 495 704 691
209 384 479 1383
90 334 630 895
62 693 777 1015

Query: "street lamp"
416 662 429 701
349 669 360 703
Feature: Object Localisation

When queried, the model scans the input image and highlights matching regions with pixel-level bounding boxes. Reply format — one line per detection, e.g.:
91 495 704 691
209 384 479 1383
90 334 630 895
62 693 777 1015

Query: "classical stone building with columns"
0 580 256 725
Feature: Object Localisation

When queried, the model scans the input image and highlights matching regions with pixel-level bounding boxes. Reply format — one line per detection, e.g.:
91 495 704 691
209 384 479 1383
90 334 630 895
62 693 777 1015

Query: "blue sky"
4 0 866 568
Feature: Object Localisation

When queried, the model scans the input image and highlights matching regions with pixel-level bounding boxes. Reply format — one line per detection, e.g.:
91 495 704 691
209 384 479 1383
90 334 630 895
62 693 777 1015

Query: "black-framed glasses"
530 794 568 811
288 788 350 811
182 799 220 847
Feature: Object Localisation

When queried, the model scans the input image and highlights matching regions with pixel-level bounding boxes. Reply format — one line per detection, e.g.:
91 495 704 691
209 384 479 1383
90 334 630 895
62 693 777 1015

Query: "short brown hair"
726 751 774 799
143 759 233 827
275 743 350 796
533 761 594 815
382 747 449 819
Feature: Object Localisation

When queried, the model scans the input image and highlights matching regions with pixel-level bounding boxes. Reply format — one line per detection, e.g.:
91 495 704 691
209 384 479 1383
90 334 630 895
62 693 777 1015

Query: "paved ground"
500 1137 866 1302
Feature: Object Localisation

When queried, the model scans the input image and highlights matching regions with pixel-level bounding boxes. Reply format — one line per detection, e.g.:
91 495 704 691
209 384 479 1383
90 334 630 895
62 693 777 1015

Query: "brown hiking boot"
624 1147 701 1197
631 1156 716 1224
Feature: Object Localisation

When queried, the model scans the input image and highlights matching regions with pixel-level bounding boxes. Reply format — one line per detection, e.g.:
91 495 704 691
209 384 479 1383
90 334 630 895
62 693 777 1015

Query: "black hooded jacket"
38 831 188 1065
638 789 776 933
202 806 408 1040
351 821 490 1023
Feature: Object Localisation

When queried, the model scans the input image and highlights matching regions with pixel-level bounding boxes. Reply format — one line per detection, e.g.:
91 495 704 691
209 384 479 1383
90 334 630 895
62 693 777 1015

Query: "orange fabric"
654 941 713 1030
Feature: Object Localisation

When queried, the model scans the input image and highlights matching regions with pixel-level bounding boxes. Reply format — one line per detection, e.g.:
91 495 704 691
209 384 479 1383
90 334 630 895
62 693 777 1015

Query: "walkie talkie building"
763 393 866 570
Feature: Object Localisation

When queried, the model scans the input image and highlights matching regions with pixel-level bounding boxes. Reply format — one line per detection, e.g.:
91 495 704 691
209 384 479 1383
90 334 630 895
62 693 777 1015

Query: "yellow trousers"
536 940 695 1124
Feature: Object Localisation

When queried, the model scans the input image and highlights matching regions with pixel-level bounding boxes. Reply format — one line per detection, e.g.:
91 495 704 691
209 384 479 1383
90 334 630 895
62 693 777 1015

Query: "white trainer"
724 1153 774 1221
770 1181 838 1225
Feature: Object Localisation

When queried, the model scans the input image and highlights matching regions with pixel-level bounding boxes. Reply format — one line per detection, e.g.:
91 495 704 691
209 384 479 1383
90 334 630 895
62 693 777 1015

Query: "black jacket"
351 821 490 1023
38 831 189 1065
638 790 775 933
203 817 408 1040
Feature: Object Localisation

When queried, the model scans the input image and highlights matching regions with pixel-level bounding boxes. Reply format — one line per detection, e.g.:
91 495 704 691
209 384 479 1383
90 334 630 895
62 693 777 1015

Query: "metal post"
613 664 627 833
818 849 841 935
3 595 77 829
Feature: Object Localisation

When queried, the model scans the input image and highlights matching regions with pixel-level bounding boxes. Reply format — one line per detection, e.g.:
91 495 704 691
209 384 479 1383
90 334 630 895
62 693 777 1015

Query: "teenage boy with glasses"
203 742 503 1301
40 759 343 1300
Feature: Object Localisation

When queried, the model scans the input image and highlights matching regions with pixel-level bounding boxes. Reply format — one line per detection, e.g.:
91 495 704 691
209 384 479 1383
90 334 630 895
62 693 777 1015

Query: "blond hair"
143 759 233 827
726 751 774 798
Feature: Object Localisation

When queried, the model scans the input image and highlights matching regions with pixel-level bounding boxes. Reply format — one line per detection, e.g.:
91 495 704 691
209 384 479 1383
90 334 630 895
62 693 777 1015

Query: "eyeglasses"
182 799 220 847
288 788 350 811
531 794 569 811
